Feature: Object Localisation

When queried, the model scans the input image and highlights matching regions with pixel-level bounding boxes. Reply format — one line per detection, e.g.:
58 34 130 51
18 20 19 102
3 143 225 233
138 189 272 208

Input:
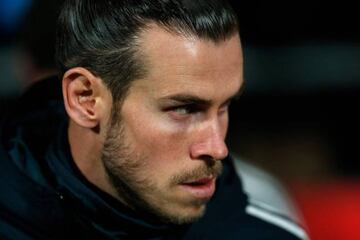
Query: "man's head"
56 0 239 106
57 0 243 225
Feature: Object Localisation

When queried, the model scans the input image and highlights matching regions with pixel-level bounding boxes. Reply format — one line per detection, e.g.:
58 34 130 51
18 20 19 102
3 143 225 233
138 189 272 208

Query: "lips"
180 177 216 199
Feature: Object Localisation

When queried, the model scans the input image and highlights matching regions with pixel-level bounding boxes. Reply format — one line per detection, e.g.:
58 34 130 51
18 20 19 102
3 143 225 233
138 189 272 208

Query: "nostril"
200 155 216 166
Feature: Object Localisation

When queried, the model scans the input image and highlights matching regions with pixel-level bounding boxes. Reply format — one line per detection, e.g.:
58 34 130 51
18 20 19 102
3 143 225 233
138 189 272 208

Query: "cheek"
123 110 191 171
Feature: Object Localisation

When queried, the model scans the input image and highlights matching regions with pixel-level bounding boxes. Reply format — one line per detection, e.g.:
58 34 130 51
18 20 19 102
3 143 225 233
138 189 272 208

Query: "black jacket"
0 77 305 239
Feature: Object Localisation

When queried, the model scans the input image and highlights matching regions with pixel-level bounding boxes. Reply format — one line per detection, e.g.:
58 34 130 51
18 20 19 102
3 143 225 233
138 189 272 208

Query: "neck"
68 120 119 199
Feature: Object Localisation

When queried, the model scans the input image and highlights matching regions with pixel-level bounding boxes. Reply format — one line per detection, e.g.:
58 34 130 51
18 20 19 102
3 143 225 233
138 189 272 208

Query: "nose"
190 121 229 161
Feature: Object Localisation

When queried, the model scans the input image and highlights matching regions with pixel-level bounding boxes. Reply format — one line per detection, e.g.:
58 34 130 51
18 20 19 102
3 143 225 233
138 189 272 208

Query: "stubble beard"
100 119 223 225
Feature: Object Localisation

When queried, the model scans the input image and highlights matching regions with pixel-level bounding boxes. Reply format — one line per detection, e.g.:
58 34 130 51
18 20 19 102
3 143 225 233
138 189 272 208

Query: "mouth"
179 176 216 200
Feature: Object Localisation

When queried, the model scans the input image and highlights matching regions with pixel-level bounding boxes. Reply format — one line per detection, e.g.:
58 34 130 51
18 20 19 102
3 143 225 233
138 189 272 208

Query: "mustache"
170 161 223 184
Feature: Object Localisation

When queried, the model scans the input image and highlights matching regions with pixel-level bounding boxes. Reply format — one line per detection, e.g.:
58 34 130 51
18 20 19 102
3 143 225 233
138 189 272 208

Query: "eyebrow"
161 94 212 105
159 80 246 106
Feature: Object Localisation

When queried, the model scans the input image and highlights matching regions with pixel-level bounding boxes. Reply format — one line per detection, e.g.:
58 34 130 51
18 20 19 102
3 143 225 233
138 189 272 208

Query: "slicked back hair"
55 0 239 107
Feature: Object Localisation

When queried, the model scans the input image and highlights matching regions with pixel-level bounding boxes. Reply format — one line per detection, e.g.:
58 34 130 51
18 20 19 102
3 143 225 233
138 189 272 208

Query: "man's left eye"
164 105 198 120
172 105 197 115
173 107 190 115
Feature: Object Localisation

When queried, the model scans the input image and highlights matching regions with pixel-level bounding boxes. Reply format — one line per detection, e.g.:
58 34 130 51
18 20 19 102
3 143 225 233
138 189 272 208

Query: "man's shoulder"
0 143 67 239
240 201 307 239
232 156 308 240
206 212 306 240
185 205 307 240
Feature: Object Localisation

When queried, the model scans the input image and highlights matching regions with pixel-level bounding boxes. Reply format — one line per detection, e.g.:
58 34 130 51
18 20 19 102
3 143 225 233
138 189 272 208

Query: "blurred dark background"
1 0 360 238
228 0 360 181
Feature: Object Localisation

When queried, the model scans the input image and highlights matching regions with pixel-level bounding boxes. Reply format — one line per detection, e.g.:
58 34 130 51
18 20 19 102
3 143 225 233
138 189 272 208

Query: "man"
0 0 307 239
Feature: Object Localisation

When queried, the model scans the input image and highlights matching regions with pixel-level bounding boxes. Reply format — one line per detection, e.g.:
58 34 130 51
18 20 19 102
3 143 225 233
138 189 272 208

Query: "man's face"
101 26 243 224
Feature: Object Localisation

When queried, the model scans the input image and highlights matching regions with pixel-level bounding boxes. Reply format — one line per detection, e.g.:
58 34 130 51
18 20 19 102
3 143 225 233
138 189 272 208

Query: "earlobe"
62 68 103 128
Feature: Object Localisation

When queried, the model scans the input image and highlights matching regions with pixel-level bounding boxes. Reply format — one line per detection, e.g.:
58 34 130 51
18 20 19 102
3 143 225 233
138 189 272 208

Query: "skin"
62 25 244 224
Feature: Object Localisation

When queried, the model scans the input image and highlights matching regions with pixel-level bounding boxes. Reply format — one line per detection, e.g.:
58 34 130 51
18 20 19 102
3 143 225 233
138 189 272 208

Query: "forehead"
132 25 243 99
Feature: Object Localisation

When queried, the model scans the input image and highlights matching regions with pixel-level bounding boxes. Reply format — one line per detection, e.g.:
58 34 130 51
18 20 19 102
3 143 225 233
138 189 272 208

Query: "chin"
158 204 207 225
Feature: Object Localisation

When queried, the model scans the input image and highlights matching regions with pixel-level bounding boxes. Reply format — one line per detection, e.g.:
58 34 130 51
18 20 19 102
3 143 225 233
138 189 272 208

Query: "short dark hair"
55 0 238 104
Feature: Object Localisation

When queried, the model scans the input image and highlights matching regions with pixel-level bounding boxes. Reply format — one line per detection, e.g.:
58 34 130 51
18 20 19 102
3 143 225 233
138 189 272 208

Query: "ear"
62 67 111 129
